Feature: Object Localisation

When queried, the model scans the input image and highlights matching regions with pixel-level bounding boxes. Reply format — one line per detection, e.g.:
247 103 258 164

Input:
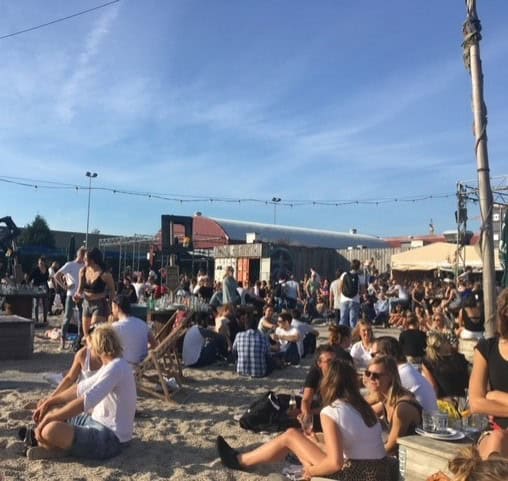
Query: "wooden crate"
0 315 35 360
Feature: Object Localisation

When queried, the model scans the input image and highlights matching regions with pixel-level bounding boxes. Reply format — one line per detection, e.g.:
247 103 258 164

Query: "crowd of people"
4 251 508 480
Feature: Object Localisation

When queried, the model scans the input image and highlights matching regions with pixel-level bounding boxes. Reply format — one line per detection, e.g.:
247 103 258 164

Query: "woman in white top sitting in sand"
38 342 101 407
216 359 397 480
32 325 136 460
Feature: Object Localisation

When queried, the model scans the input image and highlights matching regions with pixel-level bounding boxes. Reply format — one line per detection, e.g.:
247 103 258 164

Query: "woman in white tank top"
216 360 397 480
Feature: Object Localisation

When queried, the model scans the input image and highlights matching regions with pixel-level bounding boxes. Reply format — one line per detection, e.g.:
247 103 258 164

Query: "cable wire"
0 0 120 41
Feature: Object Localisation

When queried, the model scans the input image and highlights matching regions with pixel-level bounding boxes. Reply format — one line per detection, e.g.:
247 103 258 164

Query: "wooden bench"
398 435 471 481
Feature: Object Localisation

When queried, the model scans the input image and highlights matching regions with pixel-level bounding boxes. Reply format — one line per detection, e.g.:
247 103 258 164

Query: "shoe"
18 425 38 447
216 436 243 471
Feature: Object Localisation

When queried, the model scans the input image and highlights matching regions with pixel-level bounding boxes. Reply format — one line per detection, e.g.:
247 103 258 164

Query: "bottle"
289 395 296 411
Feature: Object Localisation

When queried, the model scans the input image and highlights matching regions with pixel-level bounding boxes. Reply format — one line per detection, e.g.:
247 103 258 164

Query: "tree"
21 215 55 247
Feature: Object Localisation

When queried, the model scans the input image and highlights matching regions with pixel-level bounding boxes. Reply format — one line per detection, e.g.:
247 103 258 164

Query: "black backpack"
342 272 359 298
239 391 299 433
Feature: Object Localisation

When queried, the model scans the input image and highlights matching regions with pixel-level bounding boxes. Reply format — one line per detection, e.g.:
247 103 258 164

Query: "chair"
135 314 188 402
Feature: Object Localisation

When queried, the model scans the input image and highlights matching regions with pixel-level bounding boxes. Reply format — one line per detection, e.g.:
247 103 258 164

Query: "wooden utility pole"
463 0 496 337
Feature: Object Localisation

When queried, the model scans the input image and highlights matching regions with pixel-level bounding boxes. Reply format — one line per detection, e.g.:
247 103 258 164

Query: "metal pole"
85 172 97 248
85 175 92 247
272 197 281 225
463 0 496 337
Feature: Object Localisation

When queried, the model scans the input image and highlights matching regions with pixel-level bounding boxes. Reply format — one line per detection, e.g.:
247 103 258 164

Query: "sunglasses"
364 370 386 381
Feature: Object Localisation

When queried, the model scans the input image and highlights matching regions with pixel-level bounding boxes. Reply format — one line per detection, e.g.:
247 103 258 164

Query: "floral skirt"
336 457 399 481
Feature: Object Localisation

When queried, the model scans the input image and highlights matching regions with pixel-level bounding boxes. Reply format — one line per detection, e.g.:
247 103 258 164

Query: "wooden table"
0 315 34 360
398 435 471 481
2 290 47 319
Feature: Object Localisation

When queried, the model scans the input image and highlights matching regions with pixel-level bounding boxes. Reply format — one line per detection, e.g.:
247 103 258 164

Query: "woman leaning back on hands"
469 287 508 459
364 355 422 455
216 359 398 480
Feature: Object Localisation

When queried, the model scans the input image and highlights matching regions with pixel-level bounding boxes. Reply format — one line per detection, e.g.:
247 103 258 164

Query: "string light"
0 175 457 209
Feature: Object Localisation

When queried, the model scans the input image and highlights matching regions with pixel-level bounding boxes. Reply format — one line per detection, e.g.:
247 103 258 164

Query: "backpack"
342 272 359 298
239 391 300 433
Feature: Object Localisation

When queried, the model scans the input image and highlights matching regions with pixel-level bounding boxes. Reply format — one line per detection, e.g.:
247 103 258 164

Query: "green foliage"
21 215 55 248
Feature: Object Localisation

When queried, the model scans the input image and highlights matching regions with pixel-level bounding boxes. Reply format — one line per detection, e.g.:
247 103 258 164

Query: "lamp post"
85 171 98 247
272 197 281 225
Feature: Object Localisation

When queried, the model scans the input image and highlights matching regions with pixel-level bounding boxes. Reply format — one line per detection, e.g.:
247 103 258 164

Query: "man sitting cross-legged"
232 310 274 377
32 325 136 460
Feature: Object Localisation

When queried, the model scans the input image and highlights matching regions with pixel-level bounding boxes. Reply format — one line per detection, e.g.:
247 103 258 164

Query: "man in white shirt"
291 309 319 358
111 294 157 367
282 275 300 309
329 269 342 324
371 337 438 413
54 247 86 349
32 325 136 460
271 312 301 365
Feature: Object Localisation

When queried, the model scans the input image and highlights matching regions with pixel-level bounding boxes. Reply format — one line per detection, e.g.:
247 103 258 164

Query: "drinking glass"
422 411 434 432
432 412 449 433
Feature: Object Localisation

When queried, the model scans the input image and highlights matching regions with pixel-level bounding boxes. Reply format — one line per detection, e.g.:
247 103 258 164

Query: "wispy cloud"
56 5 119 122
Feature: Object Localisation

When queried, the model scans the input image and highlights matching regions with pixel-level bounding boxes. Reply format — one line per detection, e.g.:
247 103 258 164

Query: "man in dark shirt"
29 257 49 323
399 315 427 362
300 345 340 431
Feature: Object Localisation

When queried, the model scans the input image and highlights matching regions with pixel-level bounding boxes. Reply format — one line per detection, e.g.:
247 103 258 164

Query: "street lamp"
85 171 98 247
272 197 281 225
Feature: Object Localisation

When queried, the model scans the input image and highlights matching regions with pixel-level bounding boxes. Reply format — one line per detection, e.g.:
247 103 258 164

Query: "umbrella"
500 210 508 288
67 235 76 262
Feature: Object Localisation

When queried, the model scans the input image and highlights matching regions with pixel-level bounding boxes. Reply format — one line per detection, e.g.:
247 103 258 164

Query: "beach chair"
154 310 178 343
135 317 188 402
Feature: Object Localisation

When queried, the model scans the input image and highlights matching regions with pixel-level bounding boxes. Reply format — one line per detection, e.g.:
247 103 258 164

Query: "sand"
0 320 319 481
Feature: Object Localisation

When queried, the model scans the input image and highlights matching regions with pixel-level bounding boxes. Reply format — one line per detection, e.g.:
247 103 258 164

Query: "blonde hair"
426 331 450 362
90 325 123 358
368 355 412 407
448 446 508 481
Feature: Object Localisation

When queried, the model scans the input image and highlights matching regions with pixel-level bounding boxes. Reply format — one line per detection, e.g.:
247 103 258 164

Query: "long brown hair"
368 355 412 407
320 359 378 427
497 288 508 339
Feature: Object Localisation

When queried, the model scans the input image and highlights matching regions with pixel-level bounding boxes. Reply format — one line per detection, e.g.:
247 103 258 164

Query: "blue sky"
0 0 507 238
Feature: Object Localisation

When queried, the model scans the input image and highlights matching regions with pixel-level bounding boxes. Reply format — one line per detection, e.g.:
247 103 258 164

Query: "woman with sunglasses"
364 355 422 455
217 359 398 480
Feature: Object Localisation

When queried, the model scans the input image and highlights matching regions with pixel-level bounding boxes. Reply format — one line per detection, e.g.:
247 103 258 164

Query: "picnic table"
1 286 47 320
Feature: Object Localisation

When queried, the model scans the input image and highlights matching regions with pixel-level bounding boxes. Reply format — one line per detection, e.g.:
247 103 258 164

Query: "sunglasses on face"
364 370 386 381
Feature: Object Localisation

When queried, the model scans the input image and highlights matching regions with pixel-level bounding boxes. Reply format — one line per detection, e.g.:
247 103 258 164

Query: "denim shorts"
82 298 109 319
68 414 123 460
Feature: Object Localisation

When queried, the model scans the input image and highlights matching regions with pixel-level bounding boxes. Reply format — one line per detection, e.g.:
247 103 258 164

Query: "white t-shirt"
56 260 83 297
291 319 314 357
113 316 151 366
350 341 372 370
182 325 204 366
77 357 136 443
398 363 438 413
329 279 341 309
283 280 299 300
321 400 385 460
339 272 360 303
275 326 300 352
